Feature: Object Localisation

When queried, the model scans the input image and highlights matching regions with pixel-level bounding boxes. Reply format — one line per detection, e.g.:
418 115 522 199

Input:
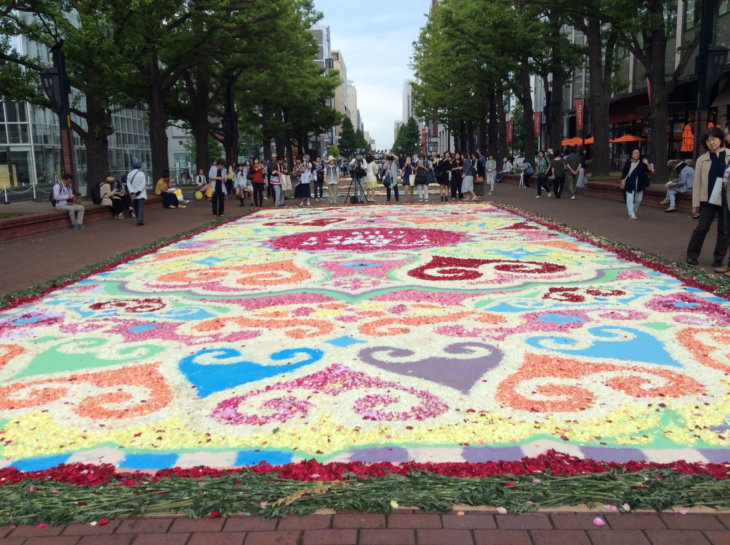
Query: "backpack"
91 183 102 205
525 164 534 176
49 182 61 207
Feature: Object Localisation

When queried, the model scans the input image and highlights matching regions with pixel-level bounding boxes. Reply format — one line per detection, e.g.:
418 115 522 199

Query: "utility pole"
41 41 77 194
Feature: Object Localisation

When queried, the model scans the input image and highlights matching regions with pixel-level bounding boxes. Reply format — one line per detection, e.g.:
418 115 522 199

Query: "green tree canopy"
338 116 357 158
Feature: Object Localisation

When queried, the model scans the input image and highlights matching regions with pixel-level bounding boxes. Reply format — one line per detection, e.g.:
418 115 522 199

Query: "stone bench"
0 195 164 242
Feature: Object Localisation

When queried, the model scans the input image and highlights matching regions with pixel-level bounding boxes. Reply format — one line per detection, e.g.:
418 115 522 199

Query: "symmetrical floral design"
1 204 730 470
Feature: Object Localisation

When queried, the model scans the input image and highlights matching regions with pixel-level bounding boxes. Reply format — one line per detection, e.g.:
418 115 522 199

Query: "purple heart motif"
358 342 503 394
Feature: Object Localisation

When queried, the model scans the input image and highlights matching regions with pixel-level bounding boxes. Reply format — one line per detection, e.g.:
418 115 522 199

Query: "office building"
308 24 336 156
331 50 349 138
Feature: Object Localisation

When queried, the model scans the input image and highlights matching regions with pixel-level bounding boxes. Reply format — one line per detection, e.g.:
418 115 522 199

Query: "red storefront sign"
533 113 541 137
506 121 514 142
422 128 427 154
575 99 585 131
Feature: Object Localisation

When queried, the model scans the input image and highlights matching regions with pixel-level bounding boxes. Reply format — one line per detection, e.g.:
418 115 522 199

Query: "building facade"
532 1 730 163
348 84 358 128
331 50 349 139
402 80 414 122
308 24 336 156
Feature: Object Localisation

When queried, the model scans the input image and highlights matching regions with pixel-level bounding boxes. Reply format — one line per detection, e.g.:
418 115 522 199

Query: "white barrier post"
3 186 8 205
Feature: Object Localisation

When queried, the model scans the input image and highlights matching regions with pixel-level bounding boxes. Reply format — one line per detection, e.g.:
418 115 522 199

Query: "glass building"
0 16 151 189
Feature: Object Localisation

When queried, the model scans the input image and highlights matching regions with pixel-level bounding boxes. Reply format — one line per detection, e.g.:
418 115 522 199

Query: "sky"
313 0 430 150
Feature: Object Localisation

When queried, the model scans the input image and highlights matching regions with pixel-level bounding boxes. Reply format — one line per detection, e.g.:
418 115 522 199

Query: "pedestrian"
269 154 286 207
535 150 551 198
564 147 581 199
126 160 147 226
234 162 248 206
497 156 513 183
485 154 497 195
450 153 464 200
520 161 533 189
546 152 566 199
101 176 125 219
295 156 312 207
474 151 486 197
619 149 654 220
206 158 228 217
52 173 86 229
250 157 265 209
687 127 729 268
400 155 415 203
578 148 588 195
662 160 694 213
437 151 451 202
313 156 324 202
415 153 430 203
461 153 478 202
383 154 400 203
324 155 340 205
225 163 235 199
365 154 379 203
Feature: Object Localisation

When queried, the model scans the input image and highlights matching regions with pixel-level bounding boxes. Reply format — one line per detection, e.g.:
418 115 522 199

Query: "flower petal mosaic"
2 203 730 472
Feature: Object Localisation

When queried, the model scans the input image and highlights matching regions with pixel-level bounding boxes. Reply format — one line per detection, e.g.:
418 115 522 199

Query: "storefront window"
685 0 701 29
8 124 29 144
716 12 730 48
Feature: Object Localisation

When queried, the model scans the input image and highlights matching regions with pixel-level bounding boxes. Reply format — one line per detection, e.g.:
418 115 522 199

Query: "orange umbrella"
561 137 582 146
609 134 645 143
584 137 594 145
680 124 694 152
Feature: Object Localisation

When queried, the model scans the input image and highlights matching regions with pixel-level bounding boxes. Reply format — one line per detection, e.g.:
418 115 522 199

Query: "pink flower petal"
260 501 269 509
592 518 606 527
496 507 507 514
679 508 688 515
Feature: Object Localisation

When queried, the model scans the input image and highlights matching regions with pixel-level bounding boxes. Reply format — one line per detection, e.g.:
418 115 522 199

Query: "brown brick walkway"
3 182 724 297
3 511 730 544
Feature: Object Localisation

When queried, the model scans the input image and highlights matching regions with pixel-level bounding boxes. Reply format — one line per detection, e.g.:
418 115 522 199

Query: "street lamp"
40 41 78 193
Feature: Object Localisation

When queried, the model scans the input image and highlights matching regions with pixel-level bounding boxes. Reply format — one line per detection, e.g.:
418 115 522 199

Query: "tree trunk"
520 65 536 164
497 87 507 165
80 94 111 196
585 17 614 177
645 0 670 183
146 54 169 182
478 93 488 153
549 71 563 151
488 86 497 157
460 120 466 154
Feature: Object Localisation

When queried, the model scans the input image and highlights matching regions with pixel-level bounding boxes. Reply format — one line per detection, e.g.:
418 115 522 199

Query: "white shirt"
53 182 74 207
196 174 207 187
365 162 379 182
126 169 147 200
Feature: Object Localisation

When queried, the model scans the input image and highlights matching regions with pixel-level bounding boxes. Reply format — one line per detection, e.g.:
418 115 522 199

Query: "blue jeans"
314 181 324 198
133 198 145 225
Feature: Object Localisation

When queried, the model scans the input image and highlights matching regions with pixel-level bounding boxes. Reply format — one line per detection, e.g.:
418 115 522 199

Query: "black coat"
621 159 652 193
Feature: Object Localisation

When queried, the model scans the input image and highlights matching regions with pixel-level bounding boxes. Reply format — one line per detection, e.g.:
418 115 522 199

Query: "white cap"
328 156 336 162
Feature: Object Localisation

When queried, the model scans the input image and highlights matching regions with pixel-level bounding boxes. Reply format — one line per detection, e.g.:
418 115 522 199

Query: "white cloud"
314 0 429 149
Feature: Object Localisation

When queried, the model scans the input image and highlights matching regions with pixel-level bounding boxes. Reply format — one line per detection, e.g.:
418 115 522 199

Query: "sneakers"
72 224 80 229
488 192 494 195
178 205 186 208
79 224 86 229
547 192 552 197
130 210 136 218
660 199 669 205
571 195 576 200
665 207 676 213
629 215 637 220
307 201 311 207
536 195 541 199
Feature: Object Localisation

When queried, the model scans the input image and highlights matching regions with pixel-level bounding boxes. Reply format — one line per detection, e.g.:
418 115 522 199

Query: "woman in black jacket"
438 152 452 202
620 148 655 219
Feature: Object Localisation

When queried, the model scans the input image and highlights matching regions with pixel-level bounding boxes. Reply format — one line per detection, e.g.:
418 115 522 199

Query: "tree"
394 117 421 156
0 0 142 193
328 144 340 157
355 129 370 152
510 104 525 155
339 116 357 157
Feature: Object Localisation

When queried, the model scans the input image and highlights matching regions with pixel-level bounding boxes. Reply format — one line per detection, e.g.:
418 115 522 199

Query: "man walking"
565 147 581 200
53 173 85 229
126 159 147 226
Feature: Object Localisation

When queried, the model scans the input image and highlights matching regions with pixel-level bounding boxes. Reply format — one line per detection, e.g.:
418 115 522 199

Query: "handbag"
426 171 435 184
281 174 292 191
383 174 392 188
408 174 416 186
475 176 484 184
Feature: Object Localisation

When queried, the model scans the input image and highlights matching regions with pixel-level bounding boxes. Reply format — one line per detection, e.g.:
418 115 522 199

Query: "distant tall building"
394 121 403 141
347 84 358 128
308 24 335 155
331 51 349 138
402 81 413 122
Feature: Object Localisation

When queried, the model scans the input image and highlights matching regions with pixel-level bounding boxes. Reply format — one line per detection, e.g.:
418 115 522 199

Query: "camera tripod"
343 174 366 205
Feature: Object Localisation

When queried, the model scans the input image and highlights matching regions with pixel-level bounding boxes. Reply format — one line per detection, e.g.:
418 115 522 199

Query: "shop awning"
609 134 645 143
561 137 583 146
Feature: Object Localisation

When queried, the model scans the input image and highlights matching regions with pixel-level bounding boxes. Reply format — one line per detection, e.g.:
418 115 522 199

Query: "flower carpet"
2 203 730 477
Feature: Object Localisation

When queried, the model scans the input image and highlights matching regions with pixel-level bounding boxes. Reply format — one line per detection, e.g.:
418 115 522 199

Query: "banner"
533 113 541 137
422 128 427 155
575 99 585 131
506 121 513 143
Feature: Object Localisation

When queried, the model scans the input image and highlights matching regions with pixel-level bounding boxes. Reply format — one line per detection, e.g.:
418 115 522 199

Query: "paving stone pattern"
2 512 730 544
